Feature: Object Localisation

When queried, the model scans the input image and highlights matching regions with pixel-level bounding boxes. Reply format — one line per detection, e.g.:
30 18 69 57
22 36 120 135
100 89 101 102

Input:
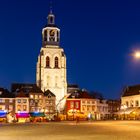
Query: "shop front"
30 112 45 122
16 112 30 123
0 110 7 122
116 107 140 120
67 109 87 121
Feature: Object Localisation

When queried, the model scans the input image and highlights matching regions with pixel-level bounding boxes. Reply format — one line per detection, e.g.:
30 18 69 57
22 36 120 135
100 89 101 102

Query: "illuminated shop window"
17 105 21 111
30 95 34 98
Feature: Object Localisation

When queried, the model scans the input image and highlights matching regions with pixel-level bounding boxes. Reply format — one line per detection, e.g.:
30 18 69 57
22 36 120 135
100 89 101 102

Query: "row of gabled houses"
0 83 121 123
0 83 56 123
2 82 140 122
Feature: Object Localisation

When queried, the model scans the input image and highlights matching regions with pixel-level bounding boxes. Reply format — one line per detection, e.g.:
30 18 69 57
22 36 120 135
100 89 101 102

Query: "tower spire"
47 0 55 26
50 0 53 14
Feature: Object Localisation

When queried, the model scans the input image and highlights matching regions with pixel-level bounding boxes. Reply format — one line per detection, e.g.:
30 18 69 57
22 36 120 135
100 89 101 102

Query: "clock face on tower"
50 30 55 37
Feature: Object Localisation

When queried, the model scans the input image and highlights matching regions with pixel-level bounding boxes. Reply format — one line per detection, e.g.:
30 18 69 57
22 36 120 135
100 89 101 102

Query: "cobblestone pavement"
0 121 140 140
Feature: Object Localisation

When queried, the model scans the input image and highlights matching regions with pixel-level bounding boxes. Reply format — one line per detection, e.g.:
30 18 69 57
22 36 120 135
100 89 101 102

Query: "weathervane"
50 0 53 14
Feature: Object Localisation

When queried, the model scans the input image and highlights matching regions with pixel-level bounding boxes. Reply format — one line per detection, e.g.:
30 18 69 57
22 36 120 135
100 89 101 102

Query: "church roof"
122 84 140 97
11 83 43 94
16 91 28 98
68 90 92 99
0 88 15 98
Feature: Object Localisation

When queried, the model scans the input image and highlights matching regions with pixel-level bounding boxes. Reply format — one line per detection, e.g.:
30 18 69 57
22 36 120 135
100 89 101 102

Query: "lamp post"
55 94 71 120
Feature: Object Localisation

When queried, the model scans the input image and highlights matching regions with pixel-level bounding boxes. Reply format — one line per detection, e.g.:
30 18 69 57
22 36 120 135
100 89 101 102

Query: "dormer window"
48 95 51 98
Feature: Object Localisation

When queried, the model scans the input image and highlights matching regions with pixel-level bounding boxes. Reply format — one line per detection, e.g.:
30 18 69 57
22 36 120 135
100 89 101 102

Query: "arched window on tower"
46 56 50 67
44 30 47 41
54 57 59 68
57 31 59 42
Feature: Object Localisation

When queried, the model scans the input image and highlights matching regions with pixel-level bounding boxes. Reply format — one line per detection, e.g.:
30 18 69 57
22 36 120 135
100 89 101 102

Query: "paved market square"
0 121 140 140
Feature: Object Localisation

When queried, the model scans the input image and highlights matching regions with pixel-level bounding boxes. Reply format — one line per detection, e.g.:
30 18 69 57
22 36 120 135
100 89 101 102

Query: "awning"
30 112 45 117
16 113 30 118
0 113 7 118
131 107 140 115
0 111 7 118
116 107 137 115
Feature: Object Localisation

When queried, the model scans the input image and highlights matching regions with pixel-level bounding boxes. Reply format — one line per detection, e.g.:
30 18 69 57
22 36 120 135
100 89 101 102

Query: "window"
9 99 13 103
57 31 59 42
54 57 59 68
130 100 134 107
44 30 47 41
17 99 21 103
0 99 3 103
82 101 85 104
17 105 21 111
9 105 13 111
49 101 52 105
87 101 90 104
23 105 27 111
30 95 34 98
30 100 34 106
46 56 50 67
23 99 27 103
39 100 42 104
75 102 79 109
48 95 51 98
35 95 38 99
126 101 129 107
87 106 90 111
92 101 95 104
31 107 35 112
46 100 49 104
2 99 5 103
70 101 74 109
135 100 139 107
92 106 95 111
0 105 4 110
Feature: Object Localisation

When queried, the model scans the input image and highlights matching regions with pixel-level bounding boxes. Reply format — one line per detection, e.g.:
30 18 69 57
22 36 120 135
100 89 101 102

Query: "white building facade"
121 85 140 108
36 11 67 111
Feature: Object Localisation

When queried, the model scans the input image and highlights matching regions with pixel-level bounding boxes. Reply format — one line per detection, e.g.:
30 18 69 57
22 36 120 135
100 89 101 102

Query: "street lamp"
132 50 140 59
134 51 140 59
56 94 71 120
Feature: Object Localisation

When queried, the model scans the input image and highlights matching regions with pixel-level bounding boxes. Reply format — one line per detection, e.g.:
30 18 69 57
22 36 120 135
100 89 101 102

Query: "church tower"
36 9 67 111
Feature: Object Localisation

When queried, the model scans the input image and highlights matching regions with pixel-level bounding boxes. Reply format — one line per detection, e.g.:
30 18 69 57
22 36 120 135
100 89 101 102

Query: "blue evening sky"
0 0 140 99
